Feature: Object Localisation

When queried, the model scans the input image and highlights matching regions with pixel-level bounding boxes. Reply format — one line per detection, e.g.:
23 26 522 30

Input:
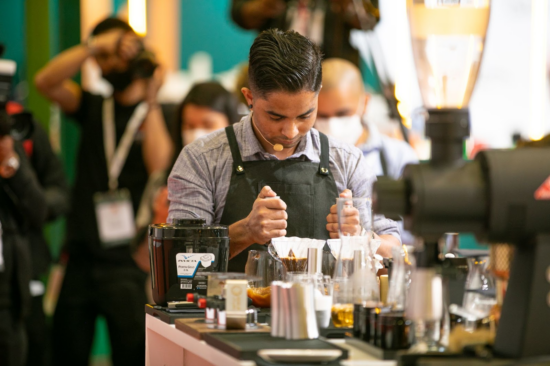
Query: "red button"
186 293 194 302
198 298 207 309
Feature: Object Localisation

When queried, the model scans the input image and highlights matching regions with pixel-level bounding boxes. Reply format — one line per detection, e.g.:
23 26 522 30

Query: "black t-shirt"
65 91 149 264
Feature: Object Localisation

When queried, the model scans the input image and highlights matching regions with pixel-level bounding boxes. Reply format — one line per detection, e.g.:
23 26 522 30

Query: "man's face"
244 88 318 149
317 86 365 119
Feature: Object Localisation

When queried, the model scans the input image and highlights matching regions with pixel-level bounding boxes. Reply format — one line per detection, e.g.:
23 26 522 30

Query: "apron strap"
379 145 389 177
225 126 245 175
318 132 330 176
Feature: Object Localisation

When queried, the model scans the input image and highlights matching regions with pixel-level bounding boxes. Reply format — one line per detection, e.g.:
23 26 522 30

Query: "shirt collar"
240 113 320 162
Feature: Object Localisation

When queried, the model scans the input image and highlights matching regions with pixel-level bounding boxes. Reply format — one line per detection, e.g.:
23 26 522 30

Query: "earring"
249 104 253 109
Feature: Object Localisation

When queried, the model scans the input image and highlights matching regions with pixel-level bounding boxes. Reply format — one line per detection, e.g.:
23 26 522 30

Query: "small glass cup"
245 250 284 308
331 278 354 328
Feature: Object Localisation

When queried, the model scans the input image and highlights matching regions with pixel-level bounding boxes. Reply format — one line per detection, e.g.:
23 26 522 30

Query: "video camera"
0 45 33 141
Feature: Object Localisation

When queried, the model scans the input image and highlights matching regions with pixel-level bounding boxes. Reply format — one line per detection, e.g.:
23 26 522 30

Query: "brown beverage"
280 257 307 272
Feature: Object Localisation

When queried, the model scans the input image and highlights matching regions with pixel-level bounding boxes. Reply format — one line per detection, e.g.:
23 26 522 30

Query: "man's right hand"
244 185 288 244
89 29 141 61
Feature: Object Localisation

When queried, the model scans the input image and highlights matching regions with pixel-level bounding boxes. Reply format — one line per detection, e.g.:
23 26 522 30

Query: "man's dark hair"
91 17 134 37
248 29 323 97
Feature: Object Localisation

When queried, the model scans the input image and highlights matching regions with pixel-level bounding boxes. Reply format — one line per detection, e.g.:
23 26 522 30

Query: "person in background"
0 113 48 366
316 58 418 180
1 102 71 366
34 17 173 366
133 81 241 273
173 81 241 156
231 0 379 67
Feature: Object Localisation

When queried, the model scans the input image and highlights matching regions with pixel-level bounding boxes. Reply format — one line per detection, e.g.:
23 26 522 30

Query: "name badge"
94 188 136 248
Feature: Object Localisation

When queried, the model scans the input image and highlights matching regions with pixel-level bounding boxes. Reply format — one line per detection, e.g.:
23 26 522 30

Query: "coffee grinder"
373 0 550 362
148 219 230 306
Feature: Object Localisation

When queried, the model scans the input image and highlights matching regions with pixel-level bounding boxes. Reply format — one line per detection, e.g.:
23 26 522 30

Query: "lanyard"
378 146 388 177
102 97 148 191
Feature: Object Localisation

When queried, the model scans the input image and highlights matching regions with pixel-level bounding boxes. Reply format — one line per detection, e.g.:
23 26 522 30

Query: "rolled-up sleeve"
346 152 400 240
167 145 215 224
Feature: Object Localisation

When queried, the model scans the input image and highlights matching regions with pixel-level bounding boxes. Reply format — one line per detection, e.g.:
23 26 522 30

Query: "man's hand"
326 189 361 238
0 135 15 163
377 234 401 258
257 0 286 18
244 186 288 244
0 135 18 179
89 29 141 61
239 0 286 29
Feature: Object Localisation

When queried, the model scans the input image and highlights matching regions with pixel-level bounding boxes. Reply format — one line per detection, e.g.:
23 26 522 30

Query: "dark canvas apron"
220 126 339 272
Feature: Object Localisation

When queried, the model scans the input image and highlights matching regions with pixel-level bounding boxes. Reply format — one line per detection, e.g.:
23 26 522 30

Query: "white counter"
145 314 397 366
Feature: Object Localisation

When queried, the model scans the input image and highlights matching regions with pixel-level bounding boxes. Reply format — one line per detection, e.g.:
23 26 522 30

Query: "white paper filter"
271 237 326 259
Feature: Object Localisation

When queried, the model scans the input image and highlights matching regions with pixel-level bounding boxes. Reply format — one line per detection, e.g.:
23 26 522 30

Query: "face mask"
315 114 364 146
102 69 134 91
183 128 212 146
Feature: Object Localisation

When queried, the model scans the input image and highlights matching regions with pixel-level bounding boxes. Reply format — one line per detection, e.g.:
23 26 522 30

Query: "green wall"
180 0 255 73
0 0 27 93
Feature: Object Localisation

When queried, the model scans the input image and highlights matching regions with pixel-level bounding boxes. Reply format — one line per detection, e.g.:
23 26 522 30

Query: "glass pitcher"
245 250 285 308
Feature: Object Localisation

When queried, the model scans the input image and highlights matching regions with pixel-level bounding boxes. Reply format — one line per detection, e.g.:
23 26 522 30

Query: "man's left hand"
326 189 361 238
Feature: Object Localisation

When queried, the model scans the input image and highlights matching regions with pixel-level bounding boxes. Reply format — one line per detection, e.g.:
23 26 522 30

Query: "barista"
168 29 400 272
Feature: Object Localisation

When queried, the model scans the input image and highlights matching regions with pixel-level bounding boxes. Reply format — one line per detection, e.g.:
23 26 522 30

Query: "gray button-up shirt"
168 114 399 238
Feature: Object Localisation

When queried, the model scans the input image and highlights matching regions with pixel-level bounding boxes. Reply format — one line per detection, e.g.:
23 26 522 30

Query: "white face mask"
315 114 364 146
182 128 211 146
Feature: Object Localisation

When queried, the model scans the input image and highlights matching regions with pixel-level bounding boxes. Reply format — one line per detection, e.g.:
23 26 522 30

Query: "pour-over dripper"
271 237 326 273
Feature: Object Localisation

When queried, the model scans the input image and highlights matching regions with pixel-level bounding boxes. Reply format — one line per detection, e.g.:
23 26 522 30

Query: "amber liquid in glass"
281 257 307 272
331 303 354 328
247 287 271 308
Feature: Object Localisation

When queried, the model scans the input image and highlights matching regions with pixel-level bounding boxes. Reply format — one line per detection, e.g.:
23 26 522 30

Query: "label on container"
176 253 215 278
179 276 207 292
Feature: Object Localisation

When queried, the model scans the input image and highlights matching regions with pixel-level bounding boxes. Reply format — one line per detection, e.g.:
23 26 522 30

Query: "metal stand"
494 234 550 358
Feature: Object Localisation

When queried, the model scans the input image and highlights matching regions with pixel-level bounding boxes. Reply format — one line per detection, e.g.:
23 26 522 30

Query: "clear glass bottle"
408 0 491 109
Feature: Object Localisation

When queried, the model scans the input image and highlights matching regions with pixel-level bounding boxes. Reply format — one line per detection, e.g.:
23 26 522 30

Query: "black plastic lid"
173 218 206 226
201 225 229 238
149 219 229 239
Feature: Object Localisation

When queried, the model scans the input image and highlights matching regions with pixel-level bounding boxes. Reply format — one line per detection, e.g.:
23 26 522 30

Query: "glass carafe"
331 197 375 329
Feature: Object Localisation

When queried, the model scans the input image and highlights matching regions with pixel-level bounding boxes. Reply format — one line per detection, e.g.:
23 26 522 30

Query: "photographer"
0 115 48 365
231 0 380 66
35 18 173 366
3 100 70 366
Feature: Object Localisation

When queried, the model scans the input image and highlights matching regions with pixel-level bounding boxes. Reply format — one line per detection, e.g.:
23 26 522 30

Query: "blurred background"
1 0 550 364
